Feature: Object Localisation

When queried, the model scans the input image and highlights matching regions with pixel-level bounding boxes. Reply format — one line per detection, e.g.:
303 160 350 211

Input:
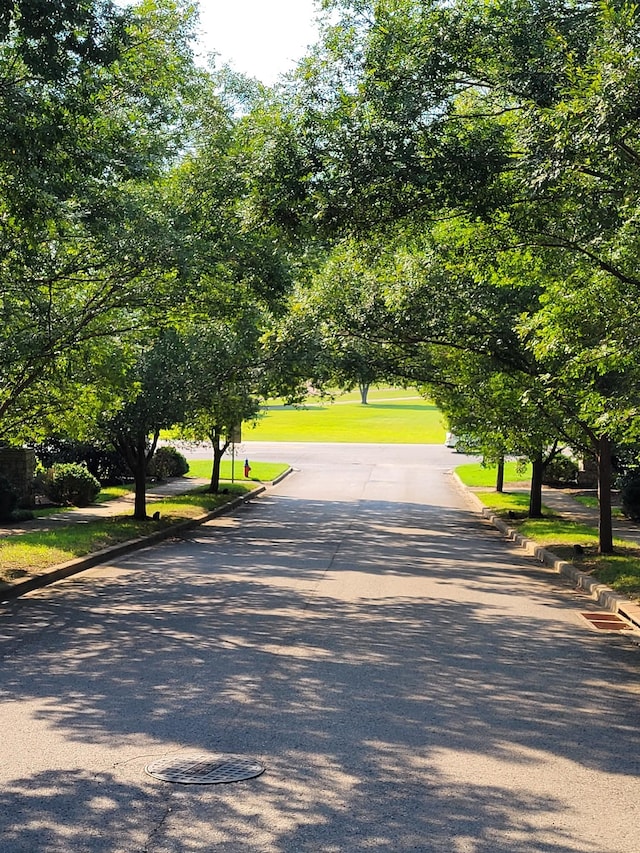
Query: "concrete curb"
0 483 271 603
454 473 640 632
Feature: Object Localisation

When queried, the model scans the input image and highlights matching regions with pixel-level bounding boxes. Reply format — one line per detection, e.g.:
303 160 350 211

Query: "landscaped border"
454 473 640 633
0 483 269 602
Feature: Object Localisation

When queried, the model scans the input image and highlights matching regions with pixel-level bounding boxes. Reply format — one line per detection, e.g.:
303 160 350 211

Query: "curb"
0 484 270 603
454 473 640 633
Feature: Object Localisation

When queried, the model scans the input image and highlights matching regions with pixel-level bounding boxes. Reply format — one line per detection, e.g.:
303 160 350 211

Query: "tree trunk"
209 449 222 493
359 382 370 405
112 429 148 520
496 456 505 493
131 430 149 520
529 454 544 518
597 435 614 554
133 457 148 519
208 428 230 493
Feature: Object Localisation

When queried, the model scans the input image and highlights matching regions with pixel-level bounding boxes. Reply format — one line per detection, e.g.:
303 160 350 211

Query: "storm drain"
145 753 265 785
580 612 633 632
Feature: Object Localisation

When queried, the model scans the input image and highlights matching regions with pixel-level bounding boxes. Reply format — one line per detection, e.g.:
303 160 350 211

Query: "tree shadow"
1 492 640 851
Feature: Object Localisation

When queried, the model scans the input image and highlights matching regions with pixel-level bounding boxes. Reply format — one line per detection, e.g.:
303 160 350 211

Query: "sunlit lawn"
185 459 288 482
242 388 445 443
455 460 532 488
95 485 134 503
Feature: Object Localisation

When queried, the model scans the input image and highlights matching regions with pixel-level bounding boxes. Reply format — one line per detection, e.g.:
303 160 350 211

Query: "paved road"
1 443 640 852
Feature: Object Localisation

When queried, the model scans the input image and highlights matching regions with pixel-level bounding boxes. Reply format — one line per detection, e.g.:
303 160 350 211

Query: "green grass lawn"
242 388 445 443
455 460 532 488
95 485 134 503
185 459 288 482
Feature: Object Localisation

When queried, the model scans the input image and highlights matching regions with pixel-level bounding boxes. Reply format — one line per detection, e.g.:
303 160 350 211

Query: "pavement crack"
142 802 173 853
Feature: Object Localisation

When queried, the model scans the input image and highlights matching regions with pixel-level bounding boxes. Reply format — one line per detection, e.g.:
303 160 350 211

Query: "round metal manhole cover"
145 753 265 785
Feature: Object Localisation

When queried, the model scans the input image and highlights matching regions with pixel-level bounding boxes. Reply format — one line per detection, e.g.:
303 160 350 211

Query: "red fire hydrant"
244 459 251 479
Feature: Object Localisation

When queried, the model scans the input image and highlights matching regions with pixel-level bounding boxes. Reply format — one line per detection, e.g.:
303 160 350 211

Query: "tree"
100 330 190 519
522 267 640 552
0 0 200 443
161 69 305 495
430 352 573 517
179 311 264 494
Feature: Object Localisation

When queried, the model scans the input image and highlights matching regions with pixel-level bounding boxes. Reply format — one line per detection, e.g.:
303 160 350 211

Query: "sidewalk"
0 476 211 537
539 486 640 548
494 483 640 548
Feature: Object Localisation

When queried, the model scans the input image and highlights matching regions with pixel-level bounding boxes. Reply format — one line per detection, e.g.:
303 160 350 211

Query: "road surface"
1 442 640 852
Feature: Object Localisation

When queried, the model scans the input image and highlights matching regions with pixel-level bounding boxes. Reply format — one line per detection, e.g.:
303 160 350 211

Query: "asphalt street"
1 442 640 852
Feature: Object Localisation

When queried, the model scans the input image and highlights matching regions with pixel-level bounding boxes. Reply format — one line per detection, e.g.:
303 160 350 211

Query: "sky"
196 0 321 85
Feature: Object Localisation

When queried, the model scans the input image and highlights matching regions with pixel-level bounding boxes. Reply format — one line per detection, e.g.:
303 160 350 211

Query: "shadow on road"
1 493 639 851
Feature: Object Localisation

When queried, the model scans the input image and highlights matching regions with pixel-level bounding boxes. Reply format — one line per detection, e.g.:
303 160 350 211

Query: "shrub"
0 475 17 521
10 508 34 522
621 477 640 522
542 456 579 486
30 438 130 485
147 446 189 480
43 463 101 506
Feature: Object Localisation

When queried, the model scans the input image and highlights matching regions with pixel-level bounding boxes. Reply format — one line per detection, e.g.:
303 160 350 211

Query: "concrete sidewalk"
539 486 640 547
495 482 640 548
0 476 216 536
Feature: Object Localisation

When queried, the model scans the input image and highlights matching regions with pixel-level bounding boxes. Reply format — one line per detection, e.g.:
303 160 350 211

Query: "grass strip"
0 484 252 585
454 461 532 488
95 485 134 503
474 488 640 599
92 462 288 502
185 460 288 483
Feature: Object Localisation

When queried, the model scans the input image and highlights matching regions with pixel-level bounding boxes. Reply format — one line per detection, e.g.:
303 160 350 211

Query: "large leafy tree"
99 329 191 519
263 0 640 552
179 304 265 494
0 0 200 443
158 71 301 492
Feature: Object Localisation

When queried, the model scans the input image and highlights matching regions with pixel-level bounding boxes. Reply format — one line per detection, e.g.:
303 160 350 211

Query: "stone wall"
0 448 36 506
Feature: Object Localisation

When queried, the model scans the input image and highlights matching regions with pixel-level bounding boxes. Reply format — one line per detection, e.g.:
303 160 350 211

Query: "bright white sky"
196 0 320 84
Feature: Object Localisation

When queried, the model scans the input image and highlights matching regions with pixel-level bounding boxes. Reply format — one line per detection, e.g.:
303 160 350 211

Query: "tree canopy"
4 0 640 554
251 0 640 551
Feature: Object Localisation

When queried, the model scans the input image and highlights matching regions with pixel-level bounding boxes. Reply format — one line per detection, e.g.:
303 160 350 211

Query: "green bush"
542 456 579 486
621 477 640 522
11 508 34 522
43 463 101 506
148 446 189 481
30 437 131 485
0 475 17 521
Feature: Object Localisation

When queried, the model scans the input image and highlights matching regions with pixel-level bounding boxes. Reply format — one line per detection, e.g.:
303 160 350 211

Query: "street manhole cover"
145 753 265 785
580 612 633 632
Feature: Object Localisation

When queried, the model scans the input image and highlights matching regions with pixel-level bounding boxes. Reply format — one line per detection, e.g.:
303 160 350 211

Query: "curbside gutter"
454 473 640 633
1 480 280 603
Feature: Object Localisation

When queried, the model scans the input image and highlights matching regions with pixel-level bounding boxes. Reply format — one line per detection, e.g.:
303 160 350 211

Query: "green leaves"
0 0 203 444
